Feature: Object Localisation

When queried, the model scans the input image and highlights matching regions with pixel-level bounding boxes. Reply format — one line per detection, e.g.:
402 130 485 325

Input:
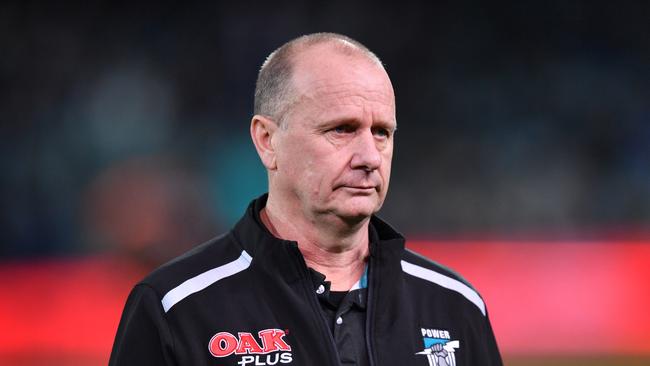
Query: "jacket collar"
231 194 406 283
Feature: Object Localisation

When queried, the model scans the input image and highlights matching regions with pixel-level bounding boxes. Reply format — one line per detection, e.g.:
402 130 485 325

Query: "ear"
250 115 279 170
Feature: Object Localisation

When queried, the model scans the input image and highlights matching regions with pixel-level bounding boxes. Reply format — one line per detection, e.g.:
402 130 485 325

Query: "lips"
339 187 377 197
335 172 382 192
335 183 380 191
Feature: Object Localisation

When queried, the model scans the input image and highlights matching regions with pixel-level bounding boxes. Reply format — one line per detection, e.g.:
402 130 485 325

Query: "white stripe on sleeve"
161 250 252 313
401 260 486 316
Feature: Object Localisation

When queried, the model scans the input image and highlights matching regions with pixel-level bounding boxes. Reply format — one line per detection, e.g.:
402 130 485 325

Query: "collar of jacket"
230 193 406 286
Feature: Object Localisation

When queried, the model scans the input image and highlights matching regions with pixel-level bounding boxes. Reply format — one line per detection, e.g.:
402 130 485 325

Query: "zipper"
288 243 342 366
365 251 377 366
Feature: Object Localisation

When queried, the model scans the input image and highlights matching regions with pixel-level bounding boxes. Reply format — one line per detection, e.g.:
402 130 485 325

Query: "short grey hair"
253 33 383 127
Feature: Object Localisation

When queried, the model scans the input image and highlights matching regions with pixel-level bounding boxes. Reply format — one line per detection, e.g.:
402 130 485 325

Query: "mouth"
339 185 378 194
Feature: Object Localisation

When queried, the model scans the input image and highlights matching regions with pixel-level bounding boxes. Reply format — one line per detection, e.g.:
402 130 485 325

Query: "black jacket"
110 195 502 365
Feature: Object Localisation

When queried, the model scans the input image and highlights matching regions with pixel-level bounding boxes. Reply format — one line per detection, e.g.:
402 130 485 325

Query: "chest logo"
416 328 460 366
208 328 292 365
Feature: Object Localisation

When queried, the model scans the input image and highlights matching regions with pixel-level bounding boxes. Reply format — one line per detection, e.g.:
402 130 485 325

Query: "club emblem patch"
416 328 460 366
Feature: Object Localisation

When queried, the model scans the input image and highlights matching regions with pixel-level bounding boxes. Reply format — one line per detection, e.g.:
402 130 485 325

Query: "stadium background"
1 1 649 365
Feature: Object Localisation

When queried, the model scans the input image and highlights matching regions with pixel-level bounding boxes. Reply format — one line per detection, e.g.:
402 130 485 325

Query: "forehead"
288 45 396 120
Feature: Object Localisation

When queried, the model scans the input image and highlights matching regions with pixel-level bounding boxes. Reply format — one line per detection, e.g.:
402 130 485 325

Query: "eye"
331 124 355 134
372 127 391 139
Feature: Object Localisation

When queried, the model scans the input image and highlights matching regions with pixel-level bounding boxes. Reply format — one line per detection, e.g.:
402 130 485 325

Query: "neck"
261 195 370 291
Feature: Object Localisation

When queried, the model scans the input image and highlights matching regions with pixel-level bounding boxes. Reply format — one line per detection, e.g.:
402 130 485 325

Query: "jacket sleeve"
109 284 176 366
478 310 503 366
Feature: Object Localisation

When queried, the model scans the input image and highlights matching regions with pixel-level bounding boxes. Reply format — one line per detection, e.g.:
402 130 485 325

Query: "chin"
334 198 381 222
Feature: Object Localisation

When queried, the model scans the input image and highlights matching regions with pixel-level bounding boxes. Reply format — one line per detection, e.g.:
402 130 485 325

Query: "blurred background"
1 1 649 365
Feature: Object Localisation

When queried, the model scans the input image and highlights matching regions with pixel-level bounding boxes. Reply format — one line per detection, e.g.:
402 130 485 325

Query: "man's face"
272 46 396 224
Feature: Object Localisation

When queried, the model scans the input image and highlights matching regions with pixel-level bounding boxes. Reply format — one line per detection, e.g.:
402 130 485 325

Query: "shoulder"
138 231 248 301
400 248 486 316
400 249 475 289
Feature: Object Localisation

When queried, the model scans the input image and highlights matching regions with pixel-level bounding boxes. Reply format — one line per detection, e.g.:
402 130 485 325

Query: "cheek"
282 145 327 192
381 147 393 175
304 155 346 199
279 139 312 171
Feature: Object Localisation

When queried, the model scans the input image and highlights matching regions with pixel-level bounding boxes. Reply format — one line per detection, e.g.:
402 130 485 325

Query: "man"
110 33 502 366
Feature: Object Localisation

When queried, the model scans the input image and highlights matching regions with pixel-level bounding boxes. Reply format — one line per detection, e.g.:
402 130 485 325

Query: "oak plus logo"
208 328 292 365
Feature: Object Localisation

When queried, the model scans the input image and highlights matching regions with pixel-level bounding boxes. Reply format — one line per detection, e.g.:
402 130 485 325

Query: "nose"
350 130 381 171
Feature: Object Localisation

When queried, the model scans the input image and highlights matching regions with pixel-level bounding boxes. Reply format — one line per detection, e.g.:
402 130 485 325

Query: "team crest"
416 328 460 366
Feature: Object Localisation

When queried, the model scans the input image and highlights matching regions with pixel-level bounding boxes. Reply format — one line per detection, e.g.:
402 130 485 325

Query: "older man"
110 33 502 366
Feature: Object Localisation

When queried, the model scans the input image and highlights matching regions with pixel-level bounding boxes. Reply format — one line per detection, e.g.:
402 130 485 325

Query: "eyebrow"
316 117 357 128
316 117 397 131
